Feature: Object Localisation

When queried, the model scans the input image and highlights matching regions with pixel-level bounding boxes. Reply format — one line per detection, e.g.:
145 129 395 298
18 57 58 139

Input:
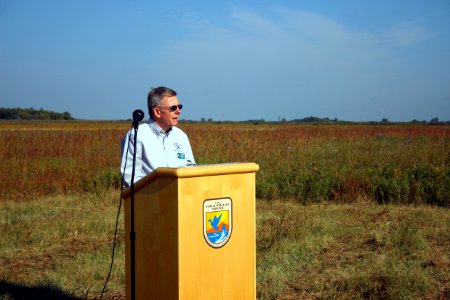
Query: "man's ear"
153 106 161 118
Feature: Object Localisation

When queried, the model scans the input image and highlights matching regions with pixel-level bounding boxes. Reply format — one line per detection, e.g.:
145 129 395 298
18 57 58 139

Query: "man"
120 86 195 186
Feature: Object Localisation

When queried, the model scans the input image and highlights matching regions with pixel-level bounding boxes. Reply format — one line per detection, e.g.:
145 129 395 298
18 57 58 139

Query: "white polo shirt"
120 119 195 186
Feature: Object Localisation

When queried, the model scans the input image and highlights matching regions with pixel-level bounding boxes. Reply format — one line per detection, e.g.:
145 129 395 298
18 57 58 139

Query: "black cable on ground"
100 185 124 299
100 129 132 299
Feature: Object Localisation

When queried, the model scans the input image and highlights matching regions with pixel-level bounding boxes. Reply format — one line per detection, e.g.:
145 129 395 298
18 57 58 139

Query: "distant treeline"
1 107 448 124
185 116 449 125
0 107 74 120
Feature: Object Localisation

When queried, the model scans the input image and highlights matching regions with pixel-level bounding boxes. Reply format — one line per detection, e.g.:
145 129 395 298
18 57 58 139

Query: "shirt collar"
148 119 173 136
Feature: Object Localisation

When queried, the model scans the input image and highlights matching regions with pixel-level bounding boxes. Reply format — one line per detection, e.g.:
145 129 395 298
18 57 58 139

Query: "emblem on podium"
203 198 232 248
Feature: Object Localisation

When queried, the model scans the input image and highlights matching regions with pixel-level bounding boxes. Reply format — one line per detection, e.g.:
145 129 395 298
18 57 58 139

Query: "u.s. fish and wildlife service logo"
203 198 232 248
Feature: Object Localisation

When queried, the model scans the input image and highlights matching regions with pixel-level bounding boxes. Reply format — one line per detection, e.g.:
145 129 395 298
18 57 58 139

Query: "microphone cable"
100 126 133 299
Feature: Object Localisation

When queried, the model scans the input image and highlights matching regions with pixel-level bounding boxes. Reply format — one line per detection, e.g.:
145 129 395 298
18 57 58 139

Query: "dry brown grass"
0 191 448 299
257 199 450 300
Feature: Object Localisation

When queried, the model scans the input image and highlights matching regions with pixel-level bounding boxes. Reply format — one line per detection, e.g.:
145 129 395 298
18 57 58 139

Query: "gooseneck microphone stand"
129 109 144 300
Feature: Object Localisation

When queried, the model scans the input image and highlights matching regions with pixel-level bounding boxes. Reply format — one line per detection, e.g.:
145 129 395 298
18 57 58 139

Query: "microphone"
129 108 144 299
132 109 145 122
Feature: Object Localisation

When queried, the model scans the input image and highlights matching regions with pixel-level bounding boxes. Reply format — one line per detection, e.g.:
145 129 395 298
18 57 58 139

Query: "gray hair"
147 86 177 118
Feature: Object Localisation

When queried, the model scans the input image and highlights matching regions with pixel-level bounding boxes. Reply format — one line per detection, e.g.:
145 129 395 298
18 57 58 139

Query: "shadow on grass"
0 280 84 300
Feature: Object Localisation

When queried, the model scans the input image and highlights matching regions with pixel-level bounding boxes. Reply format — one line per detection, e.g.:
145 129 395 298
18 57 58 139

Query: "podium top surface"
122 162 259 199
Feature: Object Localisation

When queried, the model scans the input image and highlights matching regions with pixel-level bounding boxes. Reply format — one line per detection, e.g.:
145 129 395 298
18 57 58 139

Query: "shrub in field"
256 161 342 203
370 165 450 206
79 168 122 193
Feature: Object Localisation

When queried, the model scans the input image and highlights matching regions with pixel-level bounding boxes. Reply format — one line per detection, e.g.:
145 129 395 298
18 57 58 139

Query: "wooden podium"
122 163 259 299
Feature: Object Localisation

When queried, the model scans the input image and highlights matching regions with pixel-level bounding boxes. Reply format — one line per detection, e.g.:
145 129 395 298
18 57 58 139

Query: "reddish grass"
1 121 449 204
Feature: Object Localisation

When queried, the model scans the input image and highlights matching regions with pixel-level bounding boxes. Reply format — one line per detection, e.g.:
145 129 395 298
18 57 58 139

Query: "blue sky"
1 0 449 121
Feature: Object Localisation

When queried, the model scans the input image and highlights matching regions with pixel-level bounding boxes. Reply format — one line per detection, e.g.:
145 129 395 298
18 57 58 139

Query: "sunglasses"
159 104 183 112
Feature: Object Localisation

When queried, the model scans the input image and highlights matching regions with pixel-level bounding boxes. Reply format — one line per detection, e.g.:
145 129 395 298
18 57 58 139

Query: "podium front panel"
178 172 256 299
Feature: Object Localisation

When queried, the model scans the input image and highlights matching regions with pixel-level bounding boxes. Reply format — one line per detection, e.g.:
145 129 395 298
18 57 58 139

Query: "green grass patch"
256 200 449 300
0 190 125 299
2 192 448 299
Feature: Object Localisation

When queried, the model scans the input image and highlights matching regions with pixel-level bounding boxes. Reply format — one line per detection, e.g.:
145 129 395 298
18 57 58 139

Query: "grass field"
0 120 449 299
1 121 448 205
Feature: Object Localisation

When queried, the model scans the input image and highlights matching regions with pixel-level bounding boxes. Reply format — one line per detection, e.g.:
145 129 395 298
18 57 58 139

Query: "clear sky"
1 0 449 121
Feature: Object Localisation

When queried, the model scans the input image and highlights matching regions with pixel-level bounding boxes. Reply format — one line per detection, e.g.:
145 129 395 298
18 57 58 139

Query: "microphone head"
132 109 145 122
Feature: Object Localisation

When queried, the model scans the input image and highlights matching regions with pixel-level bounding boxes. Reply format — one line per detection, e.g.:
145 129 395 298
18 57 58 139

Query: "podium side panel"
125 177 179 300
177 172 256 299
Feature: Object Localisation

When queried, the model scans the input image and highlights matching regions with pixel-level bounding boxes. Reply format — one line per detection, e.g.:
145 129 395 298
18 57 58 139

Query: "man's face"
153 95 181 131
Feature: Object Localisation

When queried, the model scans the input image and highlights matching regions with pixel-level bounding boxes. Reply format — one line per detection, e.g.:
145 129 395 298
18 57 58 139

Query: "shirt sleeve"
120 129 146 186
184 135 196 166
